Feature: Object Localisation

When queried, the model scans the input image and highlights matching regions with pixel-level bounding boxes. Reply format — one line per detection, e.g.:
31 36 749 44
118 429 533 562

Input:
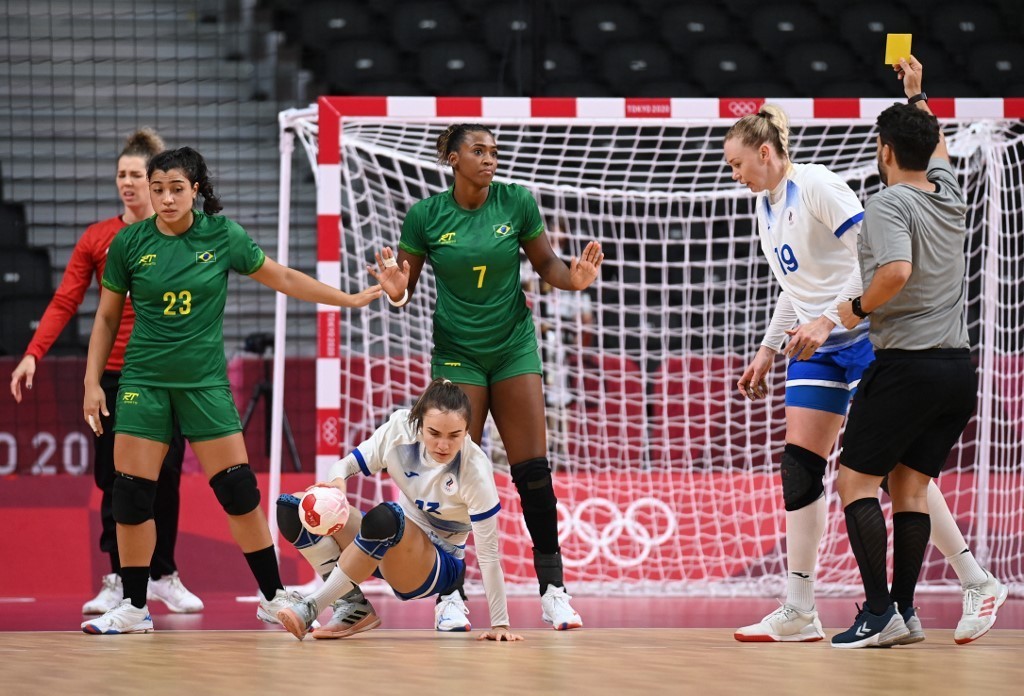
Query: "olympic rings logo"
727 100 760 117
320 417 338 447
522 497 676 568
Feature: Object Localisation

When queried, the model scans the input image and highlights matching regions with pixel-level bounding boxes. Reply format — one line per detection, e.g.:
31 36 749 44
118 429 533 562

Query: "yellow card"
885 34 912 65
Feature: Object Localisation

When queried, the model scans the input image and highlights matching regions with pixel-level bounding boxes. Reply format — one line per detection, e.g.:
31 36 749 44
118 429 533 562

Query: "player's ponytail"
724 104 792 161
408 378 472 432
147 146 223 214
436 123 495 167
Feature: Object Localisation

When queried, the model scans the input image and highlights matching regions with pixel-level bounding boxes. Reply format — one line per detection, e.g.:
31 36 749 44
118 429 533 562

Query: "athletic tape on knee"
511 457 557 512
209 464 261 516
354 501 405 560
112 471 158 525
781 444 827 512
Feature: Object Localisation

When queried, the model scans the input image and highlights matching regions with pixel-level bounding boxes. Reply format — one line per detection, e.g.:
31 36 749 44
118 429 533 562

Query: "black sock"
243 545 284 602
534 549 565 594
844 497 891 615
890 511 931 613
121 566 150 609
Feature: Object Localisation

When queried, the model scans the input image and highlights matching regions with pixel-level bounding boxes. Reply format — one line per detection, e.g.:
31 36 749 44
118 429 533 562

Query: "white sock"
297 534 342 581
784 495 826 612
309 565 356 614
925 481 988 586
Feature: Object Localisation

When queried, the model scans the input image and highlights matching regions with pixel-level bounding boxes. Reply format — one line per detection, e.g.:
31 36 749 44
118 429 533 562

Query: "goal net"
280 97 1023 596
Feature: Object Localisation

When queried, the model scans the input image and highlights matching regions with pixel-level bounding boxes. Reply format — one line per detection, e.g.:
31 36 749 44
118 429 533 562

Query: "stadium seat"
297 0 373 54
601 41 677 95
569 4 646 55
355 79 427 97
445 78 514 97
721 81 797 98
783 41 862 91
659 4 733 54
930 2 1005 49
749 4 829 55
0 294 80 356
322 40 403 94
967 41 1024 95
479 5 533 55
418 41 496 93
541 79 613 97
837 4 915 53
0 202 27 249
923 79 982 97
689 43 775 93
502 42 587 90
391 1 469 53
0 248 51 298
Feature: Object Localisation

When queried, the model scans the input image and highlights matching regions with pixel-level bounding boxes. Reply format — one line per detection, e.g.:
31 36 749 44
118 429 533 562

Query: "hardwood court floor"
2 627 1022 696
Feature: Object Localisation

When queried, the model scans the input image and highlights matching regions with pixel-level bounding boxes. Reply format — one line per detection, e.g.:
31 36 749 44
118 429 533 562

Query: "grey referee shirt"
858 158 970 351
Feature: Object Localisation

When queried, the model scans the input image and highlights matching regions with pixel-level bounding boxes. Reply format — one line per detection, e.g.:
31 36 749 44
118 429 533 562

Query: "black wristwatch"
851 296 870 318
908 92 928 105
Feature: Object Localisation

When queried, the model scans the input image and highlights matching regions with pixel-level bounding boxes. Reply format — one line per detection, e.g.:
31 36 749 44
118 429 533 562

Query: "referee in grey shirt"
830 57 979 649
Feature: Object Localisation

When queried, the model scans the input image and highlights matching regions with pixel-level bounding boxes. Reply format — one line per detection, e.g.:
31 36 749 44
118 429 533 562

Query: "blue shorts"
785 337 874 416
373 537 466 601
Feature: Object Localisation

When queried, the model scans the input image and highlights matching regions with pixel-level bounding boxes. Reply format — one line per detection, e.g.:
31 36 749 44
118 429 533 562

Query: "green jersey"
399 182 544 354
102 212 266 387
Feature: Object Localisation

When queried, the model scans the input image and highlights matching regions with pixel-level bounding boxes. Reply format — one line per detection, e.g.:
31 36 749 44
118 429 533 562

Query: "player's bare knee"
781 444 827 512
354 501 406 560
112 471 158 525
511 457 557 512
209 464 261 516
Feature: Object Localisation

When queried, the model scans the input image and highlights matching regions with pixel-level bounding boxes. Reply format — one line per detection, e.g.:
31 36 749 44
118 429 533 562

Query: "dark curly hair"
147 147 223 214
876 103 940 172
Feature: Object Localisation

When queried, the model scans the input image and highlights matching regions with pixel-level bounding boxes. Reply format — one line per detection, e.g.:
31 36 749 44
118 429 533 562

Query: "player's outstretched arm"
251 257 382 307
83 289 125 435
523 234 604 291
895 55 948 162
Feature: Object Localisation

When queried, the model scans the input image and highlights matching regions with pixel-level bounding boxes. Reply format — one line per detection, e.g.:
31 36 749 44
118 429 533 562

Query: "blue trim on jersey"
470 502 501 522
834 211 864 238
352 448 370 476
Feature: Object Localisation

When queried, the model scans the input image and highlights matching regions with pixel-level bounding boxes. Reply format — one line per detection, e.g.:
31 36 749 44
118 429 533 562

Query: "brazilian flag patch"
493 222 513 238
196 250 216 263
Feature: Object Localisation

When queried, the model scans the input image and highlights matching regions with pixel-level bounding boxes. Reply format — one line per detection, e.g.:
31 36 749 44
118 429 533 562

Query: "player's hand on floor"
477 627 525 642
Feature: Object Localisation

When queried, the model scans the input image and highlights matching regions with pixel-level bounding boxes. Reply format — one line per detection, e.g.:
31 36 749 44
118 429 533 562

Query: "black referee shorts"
839 348 977 478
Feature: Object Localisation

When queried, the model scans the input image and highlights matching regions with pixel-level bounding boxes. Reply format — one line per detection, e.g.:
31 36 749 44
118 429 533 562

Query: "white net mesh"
297 113 1024 596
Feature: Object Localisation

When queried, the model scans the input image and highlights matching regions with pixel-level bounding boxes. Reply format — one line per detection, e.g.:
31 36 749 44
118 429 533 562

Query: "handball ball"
299 486 350 535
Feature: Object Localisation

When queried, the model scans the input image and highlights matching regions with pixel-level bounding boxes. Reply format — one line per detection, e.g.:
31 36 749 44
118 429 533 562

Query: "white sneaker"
81 599 153 634
256 588 304 625
955 570 1009 645
434 591 471 632
312 588 381 640
147 572 204 613
540 585 582 630
734 603 824 642
276 597 319 641
82 573 123 615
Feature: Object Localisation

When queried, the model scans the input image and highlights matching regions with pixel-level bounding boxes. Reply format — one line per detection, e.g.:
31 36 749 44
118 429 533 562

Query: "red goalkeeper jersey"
25 215 137 371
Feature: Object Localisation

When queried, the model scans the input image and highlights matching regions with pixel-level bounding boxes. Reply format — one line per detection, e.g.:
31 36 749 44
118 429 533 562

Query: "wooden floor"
3 627 1023 696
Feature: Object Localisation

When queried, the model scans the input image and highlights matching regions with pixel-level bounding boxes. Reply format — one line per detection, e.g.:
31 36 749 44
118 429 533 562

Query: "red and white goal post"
271 96 1024 597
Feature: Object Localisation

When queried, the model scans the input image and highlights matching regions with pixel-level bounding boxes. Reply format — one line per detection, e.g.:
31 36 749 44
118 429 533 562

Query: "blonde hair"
724 104 791 161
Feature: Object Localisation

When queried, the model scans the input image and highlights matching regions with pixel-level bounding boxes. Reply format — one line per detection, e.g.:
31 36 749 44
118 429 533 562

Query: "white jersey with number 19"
757 162 867 351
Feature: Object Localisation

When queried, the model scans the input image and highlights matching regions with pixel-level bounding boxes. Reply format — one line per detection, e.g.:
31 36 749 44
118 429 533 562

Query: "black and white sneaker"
831 603 909 649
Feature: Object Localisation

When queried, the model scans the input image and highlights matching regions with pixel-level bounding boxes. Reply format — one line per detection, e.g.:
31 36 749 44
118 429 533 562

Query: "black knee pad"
511 457 557 513
354 501 405 560
209 464 261 516
112 472 158 525
781 444 827 512
276 493 304 543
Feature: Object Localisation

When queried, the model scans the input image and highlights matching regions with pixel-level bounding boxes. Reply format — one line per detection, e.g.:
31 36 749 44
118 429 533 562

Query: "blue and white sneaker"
831 603 909 649
81 599 153 634
893 604 925 645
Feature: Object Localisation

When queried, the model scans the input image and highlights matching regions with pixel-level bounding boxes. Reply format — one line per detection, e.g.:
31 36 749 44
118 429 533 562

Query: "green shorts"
114 384 242 444
431 337 542 387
